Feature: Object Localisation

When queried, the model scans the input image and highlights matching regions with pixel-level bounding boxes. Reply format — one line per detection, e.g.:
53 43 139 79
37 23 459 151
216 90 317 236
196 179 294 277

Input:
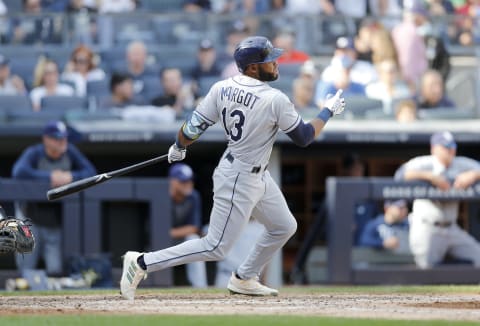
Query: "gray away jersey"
195 75 301 166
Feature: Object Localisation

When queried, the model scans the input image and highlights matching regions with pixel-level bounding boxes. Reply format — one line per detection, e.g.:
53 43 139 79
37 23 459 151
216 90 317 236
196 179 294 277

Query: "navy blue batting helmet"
234 36 284 73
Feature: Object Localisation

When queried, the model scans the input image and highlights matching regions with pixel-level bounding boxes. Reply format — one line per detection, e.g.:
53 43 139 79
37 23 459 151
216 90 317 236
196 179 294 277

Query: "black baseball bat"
46 154 169 201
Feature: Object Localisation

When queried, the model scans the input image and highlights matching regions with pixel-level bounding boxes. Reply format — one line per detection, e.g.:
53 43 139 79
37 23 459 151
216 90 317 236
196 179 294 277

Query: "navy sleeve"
12 145 51 181
67 144 97 181
358 218 384 249
286 120 315 148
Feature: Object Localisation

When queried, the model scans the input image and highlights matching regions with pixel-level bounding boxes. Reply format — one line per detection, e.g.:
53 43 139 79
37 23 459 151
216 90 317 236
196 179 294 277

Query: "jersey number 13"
222 107 245 141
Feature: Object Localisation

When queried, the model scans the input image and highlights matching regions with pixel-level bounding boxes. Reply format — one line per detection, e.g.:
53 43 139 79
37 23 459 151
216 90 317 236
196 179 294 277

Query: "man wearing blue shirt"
359 199 410 254
12 120 96 276
168 163 207 288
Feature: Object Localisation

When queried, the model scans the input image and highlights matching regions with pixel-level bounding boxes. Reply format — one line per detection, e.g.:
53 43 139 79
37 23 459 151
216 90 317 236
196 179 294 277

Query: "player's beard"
257 65 278 82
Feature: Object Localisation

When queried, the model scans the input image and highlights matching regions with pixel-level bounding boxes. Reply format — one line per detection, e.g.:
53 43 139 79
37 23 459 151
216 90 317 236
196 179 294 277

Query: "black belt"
225 153 265 174
423 219 453 228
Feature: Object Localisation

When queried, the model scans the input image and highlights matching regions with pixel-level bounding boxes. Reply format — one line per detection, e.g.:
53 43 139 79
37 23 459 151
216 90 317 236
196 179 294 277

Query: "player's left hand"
324 89 345 115
168 143 186 163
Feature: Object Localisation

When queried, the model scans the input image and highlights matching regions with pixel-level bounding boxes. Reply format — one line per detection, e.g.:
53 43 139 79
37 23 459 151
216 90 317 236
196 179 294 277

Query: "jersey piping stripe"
283 114 301 133
195 110 215 125
232 79 264 88
146 173 240 267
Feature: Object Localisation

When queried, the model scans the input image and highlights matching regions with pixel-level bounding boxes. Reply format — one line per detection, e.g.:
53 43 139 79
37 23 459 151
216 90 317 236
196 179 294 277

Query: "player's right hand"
168 143 186 163
324 89 345 115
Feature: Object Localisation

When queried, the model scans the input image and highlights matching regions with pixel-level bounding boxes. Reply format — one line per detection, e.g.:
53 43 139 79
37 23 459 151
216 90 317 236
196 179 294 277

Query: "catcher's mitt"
0 218 35 255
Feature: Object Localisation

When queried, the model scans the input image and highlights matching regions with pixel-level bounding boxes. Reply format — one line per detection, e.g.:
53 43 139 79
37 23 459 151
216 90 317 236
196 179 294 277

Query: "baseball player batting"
120 36 345 300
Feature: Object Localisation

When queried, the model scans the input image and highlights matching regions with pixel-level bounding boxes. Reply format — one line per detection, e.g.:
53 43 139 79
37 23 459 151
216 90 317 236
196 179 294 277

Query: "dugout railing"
325 177 480 284
0 178 172 288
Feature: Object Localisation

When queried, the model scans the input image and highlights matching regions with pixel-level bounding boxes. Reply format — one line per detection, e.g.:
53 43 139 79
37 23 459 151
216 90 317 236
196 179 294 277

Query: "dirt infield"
1 290 480 321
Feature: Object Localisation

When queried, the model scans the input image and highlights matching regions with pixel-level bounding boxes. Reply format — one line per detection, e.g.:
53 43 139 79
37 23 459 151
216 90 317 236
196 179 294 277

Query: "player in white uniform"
120 36 345 300
395 131 480 268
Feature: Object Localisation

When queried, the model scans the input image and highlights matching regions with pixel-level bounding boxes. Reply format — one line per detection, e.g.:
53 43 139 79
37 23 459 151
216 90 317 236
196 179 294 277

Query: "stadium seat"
0 94 33 114
344 96 383 119
86 79 110 99
41 96 88 113
417 107 477 120
111 14 156 45
141 0 184 12
9 56 39 90
3 0 22 13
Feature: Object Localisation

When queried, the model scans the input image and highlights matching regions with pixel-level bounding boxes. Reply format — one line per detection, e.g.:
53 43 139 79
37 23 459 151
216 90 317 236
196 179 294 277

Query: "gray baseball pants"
144 156 297 280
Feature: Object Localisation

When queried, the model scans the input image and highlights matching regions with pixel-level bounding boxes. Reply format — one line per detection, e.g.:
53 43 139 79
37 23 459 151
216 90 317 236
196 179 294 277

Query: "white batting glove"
324 89 345 115
168 143 186 163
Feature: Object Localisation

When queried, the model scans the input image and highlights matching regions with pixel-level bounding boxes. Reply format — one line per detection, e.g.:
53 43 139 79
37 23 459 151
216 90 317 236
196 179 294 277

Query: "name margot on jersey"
221 86 260 110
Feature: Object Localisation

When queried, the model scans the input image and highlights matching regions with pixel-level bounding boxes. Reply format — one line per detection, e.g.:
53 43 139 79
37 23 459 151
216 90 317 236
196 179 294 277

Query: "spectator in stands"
424 32 451 81
395 99 418 123
354 18 381 63
30 58 75 111
98 0 136 13
426 0 455 15
284 0 335 15
11 0 63 44
66 0 98 12
190 39 222 81
315 54 365 108
62 44 106 97
220 20 251 79
183 0 211 12
370 24 398 66
168 163 207 288
417 69 455 109
368 0 402 19
41 0 70 12
321 36 377 87
0 54 27 95
12 120 96 277
359 199 411 254
334 0 369 20
125 40 159 95
99 72 144 109
292 77 316 114
366 59 412 114
447 14 478 46
394 131 480 268
0 0 6 15
391 0 428 88
273 30 310 64
151 68 195 119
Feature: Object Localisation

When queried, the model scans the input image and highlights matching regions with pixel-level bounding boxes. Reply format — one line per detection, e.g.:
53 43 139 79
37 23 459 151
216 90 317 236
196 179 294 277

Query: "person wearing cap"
320 36 377 87
394 131 480 268
0 54 27 95
11 120 96 277
168 163 207 288
190 39 222 82
359 199 410 254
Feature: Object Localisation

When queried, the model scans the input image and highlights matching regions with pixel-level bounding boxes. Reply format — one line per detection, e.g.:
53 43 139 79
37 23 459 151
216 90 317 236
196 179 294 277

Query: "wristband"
317 109 333 123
